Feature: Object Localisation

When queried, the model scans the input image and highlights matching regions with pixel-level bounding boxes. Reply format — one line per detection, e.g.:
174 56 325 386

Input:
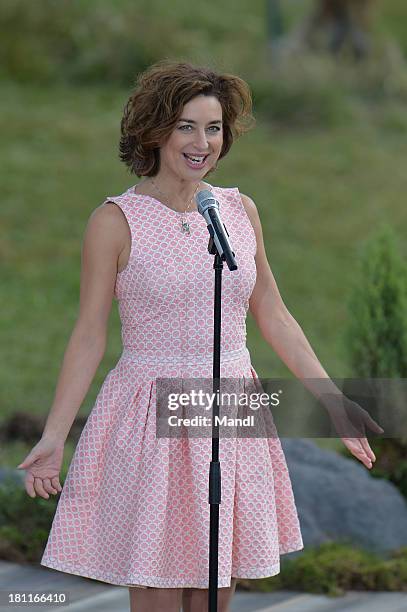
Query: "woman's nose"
193 131 209 149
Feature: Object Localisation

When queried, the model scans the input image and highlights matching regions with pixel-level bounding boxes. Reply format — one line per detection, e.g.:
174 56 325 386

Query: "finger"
42 478 58 495
25 472 36 498
34 477 49 499
360 437 376 462
16 457 32 470
51 476 62 492
343 439 372 468
352 441 373 468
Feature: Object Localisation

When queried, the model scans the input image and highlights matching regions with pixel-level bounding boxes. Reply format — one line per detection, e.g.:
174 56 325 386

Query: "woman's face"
159 95 223 180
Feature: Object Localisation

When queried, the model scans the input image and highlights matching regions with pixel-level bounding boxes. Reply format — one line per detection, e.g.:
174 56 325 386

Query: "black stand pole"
208 240 225 612
195 188 237 611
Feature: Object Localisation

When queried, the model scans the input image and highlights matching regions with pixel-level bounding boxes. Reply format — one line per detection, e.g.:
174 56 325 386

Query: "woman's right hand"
16 437 64 499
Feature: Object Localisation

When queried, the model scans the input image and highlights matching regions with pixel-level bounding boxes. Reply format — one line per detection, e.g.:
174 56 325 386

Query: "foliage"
239 542 407 595
345 224 407 378
342 225 407 497
0 478 57 563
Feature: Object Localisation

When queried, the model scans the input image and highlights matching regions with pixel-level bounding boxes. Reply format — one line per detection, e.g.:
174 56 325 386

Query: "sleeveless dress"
40 182 303 588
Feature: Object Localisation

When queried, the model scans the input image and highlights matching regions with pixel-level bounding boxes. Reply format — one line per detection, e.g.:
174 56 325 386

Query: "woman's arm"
42 203 127 443
240 192 381 469
240 192 341 401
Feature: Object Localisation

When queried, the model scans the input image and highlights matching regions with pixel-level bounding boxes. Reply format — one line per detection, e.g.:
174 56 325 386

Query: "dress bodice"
103 184 257 363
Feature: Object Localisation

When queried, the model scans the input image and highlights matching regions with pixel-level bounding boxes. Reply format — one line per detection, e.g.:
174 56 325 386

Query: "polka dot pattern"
40 183 303 588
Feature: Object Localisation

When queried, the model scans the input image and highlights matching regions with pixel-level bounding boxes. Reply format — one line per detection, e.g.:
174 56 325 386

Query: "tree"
345 225 407 378
344 225 407 498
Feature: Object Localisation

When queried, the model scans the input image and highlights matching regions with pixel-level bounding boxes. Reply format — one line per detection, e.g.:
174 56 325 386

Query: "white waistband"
120 345 249 366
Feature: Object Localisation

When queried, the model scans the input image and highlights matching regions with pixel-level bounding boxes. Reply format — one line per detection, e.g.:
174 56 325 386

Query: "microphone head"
196 189 219 215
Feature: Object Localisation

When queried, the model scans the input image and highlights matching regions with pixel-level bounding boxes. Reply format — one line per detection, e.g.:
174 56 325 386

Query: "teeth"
184 154 206 162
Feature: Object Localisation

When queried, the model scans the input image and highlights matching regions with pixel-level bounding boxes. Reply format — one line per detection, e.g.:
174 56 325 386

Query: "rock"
281 438 407 556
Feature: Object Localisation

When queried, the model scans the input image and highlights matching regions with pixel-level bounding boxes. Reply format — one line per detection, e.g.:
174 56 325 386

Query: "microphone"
195 190 238 271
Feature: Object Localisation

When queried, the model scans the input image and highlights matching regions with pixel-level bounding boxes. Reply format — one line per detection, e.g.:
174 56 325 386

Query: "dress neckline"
131 182 215 215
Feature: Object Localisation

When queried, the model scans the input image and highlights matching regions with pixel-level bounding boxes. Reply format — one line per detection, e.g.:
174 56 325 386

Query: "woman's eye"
179 125 220 132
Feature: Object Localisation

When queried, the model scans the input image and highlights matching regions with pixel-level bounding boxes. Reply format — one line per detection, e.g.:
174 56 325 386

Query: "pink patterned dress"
40 182 303 588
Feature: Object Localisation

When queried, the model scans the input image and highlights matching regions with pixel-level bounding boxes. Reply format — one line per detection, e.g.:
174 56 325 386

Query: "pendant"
181 220 191 235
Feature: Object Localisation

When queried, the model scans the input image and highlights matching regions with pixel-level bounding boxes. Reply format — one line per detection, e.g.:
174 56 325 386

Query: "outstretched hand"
16 437 64 499
324 397 384 469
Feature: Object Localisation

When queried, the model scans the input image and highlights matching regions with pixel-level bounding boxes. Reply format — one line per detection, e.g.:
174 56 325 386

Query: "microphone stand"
195 189 237 611
207 235 236 612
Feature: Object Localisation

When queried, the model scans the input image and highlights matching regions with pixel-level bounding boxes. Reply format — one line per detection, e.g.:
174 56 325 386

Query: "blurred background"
1 0 407 596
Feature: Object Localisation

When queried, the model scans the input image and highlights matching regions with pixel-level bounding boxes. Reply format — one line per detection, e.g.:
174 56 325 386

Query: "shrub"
239 542 407 595
343 224 407 497
0 477 57 563
345 224 407 378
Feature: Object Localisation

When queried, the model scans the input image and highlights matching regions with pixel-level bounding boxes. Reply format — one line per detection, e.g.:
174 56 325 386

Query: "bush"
0 477 57 563
345 224 407 378
239 542 407 595
343 224 407 497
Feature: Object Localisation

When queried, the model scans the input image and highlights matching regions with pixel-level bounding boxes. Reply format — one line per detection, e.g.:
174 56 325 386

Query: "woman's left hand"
340 436 377 469
324 397 384 469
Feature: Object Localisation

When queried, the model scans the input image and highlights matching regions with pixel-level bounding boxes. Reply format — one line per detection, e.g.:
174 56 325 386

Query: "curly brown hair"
119 59 256 178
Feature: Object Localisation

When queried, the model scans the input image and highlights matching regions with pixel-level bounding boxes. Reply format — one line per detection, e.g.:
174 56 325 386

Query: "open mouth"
182 153 209 169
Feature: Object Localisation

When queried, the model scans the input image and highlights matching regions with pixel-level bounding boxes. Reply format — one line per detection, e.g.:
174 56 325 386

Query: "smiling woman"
18 59 306 612
118 59 256 179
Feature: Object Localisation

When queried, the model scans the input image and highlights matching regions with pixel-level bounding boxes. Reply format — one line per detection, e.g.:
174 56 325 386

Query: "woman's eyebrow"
179 118 223 124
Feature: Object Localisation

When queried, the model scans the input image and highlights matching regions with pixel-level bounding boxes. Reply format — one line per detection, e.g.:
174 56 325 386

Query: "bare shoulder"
95 200 126 225
239 192 262 233
88 201 129 250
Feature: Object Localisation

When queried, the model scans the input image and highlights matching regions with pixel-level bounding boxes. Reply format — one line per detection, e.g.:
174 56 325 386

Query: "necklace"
148 178 201 235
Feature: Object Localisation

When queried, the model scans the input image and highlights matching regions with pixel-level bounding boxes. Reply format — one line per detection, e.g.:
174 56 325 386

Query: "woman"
17 60 378 612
